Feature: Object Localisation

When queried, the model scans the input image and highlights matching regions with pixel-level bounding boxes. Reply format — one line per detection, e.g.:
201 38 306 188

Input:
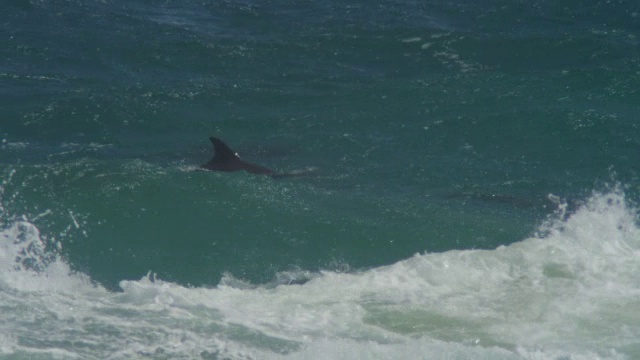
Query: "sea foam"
0 190 638 359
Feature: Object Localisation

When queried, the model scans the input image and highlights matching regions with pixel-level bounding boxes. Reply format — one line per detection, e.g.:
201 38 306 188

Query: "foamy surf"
0 190 638 359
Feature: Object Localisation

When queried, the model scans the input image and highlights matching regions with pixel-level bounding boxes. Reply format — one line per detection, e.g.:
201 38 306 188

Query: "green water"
1 0 639 290
2 1 640 359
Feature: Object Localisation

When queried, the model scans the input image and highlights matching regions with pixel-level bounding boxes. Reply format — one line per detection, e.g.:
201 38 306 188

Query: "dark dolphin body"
201 137 315 177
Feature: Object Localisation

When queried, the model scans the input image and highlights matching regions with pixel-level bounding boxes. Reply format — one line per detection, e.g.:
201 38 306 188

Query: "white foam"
263 338 522 360
400 37 422 43
0 221 99 294
0 190 639 359
0 141 29 150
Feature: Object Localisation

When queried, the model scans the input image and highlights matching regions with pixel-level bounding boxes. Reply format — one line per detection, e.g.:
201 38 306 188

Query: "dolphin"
201 137 315 177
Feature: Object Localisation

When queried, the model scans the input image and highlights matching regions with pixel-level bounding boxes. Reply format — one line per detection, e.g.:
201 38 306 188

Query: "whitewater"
1 188 638 360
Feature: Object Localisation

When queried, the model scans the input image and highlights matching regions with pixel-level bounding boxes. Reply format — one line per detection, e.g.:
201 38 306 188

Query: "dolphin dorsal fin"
210 137 241 162
202 136 278 175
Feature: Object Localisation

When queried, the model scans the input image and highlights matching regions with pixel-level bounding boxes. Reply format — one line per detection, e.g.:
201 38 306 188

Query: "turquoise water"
1 0 640 358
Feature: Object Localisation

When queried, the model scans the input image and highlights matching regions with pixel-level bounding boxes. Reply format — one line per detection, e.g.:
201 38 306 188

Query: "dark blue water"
1 1 639 358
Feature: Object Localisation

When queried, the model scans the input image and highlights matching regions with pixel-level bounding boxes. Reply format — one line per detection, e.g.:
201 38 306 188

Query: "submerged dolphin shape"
201 137 315 177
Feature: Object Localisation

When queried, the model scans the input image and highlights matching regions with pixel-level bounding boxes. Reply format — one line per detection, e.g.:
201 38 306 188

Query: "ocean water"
1 0 639 359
